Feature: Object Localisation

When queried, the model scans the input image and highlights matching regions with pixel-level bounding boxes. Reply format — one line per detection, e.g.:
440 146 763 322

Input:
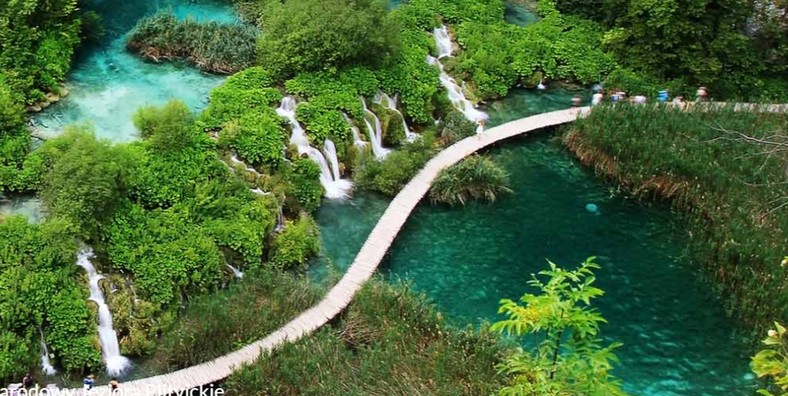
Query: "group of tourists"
5 374 120 395
571 86 710 108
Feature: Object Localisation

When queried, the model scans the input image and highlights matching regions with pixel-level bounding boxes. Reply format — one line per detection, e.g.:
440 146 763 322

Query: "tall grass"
564 104 788 338
429 154 513 206
142 268 323 372
127 13 258 74
222 279 507 395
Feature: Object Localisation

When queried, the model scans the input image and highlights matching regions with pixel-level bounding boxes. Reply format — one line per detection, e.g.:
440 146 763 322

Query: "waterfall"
275 206 285 233
428 26 488 131
250 188 270 196
38 328 56 376
342 113 368 148
76 250 131 376
276 96 352 199
360 98 390 159
323 139 342 181
537 79 546 90
433 26 454 58
373 92 419 142
231 154 260 176
226 264 244 279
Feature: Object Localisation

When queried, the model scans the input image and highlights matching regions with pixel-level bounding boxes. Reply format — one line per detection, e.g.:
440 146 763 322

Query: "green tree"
257 0 400 79
491 257 626 396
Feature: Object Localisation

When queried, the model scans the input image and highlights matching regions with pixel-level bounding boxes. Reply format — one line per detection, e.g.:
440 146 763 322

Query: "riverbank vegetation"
429 154 513 206
222 279 507 395
127 13 258 74
564 104 788 336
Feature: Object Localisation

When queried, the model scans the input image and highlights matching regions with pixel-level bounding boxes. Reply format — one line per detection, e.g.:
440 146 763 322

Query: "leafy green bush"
0 85 37 192
355 132 437 196
492 258 626 395
429 154 512 206
439 111 477 145
257 0 400 79
223 279 505 395
269 214 320 270
127 13 258 74
218 111 287 167
283 158 324 213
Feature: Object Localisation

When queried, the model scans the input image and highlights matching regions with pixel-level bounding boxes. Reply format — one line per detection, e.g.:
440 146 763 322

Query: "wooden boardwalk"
70 103 786 394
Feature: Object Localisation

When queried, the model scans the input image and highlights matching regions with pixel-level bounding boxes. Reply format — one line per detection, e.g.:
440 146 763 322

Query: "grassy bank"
222 279 507 395
563 104 788 337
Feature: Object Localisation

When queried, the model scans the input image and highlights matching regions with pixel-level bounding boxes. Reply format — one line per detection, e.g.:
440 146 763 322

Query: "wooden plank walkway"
68 103 786 395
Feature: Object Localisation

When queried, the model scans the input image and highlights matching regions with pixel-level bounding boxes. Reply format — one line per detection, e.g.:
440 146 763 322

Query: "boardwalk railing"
70 102 787 394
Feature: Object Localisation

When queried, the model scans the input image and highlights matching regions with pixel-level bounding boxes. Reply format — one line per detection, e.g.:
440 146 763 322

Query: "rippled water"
313 88 755 395
31 0 234 142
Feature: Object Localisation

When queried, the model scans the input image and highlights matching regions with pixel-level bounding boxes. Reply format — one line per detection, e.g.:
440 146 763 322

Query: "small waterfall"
76 250 131 376
428 26 488 130
250 188 270 196
360 98 390 159
323 139 342 181
38 329 56 376
433 26 454 58
537 79 546 90
276 97 352 199
342 113 368 148
275 206 285 233
231 154 260 176
373 92 419 142
226 264 244 279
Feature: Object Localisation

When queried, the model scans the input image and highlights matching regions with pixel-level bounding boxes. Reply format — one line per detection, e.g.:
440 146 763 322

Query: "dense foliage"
564 104 788 336
0 0 82 104
268 214 321 270
354 131 438 195
0 218 101 380
223 279 506 395
492 258 625 395
0 85 40 192
429 154 512 206
257 0 400 79
127 13 258 74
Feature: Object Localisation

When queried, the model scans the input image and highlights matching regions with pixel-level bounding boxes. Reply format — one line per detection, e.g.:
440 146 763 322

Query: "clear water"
0 195 43 223
504 1 539 26
31 0 235 142
313 88 756 395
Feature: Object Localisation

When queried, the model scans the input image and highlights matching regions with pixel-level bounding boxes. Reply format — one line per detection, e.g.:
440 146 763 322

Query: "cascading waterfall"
276 96 352 199
250 188 270 196
360 98 390 159
433 26 454 59
38 328 56 376
275 206 285 233
226 264 244 279
323 139 342 182
373 92 419 142
76 250 131 376
428 26 488 132
342 113 368 148
231 154 260 176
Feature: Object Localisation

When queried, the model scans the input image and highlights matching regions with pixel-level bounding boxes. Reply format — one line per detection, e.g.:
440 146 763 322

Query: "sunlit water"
0 195 43 223
31 0 235 142
313 88 755 395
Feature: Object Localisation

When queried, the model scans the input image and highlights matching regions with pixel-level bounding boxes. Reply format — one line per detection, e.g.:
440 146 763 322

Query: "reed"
429 154 513 206
563 103 788 338
127 13 258 74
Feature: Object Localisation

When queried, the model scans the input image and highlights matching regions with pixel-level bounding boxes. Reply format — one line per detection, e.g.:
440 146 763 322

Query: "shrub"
429 154 512 206
355 132 437 196
283 158 324 213
268 214 320 270
439 111 477 145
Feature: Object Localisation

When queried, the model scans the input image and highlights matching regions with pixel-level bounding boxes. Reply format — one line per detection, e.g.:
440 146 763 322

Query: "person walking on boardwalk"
571 95 582 107
109 378 120 393
83 374 95 391
592 90 604 106
22 373 34 389
696 86 708 102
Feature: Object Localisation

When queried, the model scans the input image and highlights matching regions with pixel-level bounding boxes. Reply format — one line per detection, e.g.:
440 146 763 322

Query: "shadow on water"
31 0 237 142
313 87 756 395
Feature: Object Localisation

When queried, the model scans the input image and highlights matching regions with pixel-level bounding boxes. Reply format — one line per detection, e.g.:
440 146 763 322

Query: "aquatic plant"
492 257 626 396
127 13 258 74
222 279 505 395
564 104 788 337
429 154 512 206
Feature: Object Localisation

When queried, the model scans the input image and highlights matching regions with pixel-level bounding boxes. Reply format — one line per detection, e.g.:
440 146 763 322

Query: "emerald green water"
313 89 755 395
